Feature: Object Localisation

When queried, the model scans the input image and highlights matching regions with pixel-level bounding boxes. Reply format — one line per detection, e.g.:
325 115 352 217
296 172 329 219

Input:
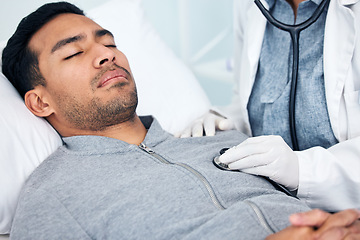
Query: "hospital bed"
0 0 233 237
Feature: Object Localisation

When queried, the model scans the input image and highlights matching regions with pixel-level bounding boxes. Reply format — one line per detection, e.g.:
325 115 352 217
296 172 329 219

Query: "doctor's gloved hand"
175 110 235 138
218 135 299 190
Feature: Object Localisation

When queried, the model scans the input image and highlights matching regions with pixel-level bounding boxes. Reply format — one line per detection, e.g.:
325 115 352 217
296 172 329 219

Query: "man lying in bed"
2 2 359 239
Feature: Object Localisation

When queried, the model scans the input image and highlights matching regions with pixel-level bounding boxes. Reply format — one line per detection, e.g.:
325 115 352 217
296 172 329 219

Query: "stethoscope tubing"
254 0 331 151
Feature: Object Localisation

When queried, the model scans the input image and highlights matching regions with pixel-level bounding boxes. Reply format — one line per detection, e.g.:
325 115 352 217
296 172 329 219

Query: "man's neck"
52 114 148 145
93 115 148 145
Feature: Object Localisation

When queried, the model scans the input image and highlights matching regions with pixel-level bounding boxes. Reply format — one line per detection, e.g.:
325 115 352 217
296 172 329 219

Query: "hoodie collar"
62 116 171 154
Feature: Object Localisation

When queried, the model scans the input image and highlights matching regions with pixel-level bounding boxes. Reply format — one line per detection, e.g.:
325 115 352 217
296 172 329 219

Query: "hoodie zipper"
139 143 276 231
244 200 275 234
138 143 225 210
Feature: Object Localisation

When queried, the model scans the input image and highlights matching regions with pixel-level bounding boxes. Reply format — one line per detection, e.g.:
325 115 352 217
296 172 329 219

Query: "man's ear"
24 87 54 118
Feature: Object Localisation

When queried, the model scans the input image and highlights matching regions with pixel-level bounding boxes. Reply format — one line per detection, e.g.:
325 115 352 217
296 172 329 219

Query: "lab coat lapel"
323 0 357 140
241 2 267 104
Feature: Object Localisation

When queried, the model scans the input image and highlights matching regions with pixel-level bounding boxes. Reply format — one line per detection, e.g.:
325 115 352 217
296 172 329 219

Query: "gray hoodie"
10 116 310 239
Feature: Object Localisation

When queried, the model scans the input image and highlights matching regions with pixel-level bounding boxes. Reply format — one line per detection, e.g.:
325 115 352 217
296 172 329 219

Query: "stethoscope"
212 0 331 198
254 0 331 151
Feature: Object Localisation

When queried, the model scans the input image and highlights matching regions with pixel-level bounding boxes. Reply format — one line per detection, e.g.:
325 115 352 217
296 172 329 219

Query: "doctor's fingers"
176 127 192 138
174 127 191 138
218 139 273 164
190 120 205 137
203 113 234 136
237 164 277 179
226 153 275 171
216 117 235 131
203 115 217 136
244 135 282 143
177 120 203 138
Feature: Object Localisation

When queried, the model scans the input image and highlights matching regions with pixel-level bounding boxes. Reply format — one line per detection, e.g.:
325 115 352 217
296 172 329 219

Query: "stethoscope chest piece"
213 148 232 171
213 156 231 171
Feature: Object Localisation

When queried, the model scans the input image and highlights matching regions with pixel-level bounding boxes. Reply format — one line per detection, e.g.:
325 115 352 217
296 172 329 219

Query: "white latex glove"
175 110 235 138
218 135 299 190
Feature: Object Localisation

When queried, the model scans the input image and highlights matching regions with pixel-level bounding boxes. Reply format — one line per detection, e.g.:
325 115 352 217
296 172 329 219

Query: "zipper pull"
139 143 154 154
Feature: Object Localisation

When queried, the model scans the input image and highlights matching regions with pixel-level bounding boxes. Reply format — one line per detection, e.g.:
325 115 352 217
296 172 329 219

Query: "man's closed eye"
64 51 83 60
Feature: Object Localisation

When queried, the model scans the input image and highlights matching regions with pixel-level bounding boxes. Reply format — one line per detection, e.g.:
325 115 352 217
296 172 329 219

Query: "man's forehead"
29 13 101 52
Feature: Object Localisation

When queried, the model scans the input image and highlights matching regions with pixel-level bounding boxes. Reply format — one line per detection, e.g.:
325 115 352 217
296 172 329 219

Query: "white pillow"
0 44 63 234
0 0 210 234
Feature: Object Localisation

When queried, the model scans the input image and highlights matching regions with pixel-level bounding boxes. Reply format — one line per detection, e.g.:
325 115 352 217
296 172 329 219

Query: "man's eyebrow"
50 30 113 54
51 34 85 53
95 29 114 38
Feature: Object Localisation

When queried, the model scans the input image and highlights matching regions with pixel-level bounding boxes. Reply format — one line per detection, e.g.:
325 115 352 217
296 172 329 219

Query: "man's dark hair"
1 1 85 98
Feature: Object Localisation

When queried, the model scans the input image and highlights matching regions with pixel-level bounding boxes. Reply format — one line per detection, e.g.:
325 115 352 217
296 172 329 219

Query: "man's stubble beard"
59 84 138 132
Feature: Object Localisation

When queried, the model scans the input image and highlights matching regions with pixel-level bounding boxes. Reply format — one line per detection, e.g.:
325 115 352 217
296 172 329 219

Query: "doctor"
178 0 360 212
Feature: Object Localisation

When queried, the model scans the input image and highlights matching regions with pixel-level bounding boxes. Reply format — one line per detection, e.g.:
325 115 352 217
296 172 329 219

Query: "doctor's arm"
218 135 360 212
295 137 360 211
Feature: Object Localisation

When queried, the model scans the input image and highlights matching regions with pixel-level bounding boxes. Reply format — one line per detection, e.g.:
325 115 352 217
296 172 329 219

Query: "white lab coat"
219 0 360 212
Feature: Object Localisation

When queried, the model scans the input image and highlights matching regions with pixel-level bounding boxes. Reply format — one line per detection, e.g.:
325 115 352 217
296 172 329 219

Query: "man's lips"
97 68 129 88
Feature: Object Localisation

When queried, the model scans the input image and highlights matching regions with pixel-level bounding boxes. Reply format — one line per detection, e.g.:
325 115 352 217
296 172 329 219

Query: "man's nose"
93 46 116 68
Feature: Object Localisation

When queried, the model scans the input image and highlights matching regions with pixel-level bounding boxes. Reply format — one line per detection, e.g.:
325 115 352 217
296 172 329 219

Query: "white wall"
0 0 234 106
142 0 234 106
0 0 106 42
